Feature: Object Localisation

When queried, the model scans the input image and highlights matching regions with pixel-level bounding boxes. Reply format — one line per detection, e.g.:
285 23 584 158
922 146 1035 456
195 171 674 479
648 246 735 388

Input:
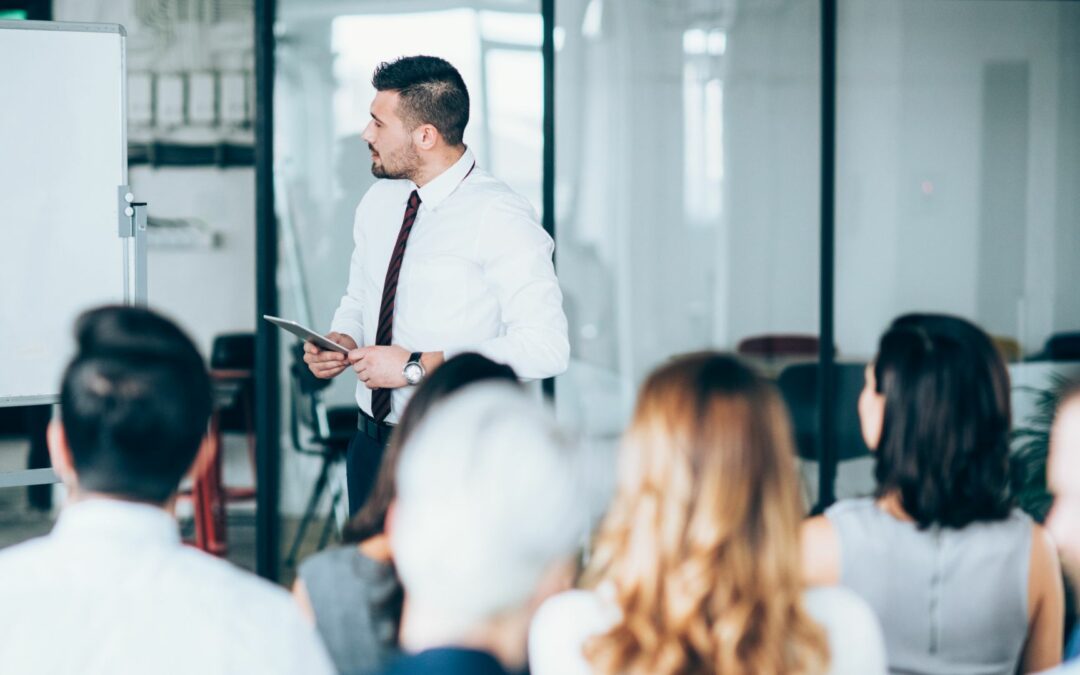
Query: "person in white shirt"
529 353 887 675
0 306 334 675
303 55 569 514
1041 385 1080 674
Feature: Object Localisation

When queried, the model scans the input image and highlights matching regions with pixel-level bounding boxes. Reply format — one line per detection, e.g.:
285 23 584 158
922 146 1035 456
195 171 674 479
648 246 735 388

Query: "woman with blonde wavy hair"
529 353 886 675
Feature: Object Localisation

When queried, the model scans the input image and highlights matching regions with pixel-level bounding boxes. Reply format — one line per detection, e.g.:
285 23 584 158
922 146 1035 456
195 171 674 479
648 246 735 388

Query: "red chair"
183 334 256 557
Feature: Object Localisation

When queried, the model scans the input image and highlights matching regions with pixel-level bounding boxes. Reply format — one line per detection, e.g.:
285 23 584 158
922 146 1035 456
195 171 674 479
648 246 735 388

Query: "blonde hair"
583 353 829 675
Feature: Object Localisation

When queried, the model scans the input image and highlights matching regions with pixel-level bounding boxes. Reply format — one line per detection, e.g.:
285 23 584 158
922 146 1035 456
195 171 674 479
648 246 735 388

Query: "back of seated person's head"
390 382 585 645
868 313 1011 529
54 305 211 505
583 352 829 675
343 353 518 543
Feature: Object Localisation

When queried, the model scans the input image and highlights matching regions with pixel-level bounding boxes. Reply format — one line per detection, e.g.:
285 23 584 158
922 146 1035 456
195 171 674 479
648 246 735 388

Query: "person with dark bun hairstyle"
302 55 569 517
803 313 1064 674
0 306 333 675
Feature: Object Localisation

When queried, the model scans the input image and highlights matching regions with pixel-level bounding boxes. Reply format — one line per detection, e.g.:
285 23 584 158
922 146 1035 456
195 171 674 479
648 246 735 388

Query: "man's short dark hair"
872 313 1013 529
372 55 469 146
59 306 211 504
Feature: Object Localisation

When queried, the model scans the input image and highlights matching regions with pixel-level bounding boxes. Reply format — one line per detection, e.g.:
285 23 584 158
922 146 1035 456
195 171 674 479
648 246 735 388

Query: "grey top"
299 545 402 674
826 498 1032 675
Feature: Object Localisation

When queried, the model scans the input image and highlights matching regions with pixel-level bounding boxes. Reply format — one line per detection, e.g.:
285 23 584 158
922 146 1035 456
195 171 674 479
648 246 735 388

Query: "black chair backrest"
776 362 871 462
286 342 355 453
1042 332 1080 361
211 333 255 370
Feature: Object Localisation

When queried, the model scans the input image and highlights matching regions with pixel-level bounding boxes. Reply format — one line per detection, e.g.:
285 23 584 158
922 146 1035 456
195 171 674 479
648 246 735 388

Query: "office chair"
1029 332 1080 362
182 333 256 556
284 342 355 567
776 361 870 463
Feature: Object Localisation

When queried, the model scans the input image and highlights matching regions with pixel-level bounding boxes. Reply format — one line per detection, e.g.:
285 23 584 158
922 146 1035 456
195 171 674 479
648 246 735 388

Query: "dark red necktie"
371 189 421 422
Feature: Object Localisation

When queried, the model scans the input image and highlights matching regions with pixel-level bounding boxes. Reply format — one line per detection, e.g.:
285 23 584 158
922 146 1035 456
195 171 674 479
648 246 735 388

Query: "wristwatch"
403 352 425 385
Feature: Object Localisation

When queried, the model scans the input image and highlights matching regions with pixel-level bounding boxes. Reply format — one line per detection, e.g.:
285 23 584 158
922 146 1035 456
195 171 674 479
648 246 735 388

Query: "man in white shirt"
0 306 334 675
303 55 569 513
1044 385 1080 673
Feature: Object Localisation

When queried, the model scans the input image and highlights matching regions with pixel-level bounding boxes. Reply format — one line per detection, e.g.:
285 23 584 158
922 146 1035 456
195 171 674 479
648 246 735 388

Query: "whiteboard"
0 21 127 406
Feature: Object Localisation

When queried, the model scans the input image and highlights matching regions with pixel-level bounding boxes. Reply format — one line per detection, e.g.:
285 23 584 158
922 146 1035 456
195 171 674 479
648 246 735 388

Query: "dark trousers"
346 429 388 516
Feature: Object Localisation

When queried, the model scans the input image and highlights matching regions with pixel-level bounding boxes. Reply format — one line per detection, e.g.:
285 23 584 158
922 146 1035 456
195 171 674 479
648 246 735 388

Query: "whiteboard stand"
118 186 148 306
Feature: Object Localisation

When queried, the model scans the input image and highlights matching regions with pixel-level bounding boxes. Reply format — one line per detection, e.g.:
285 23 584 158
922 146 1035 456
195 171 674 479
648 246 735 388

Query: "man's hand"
350 345 410 389
302 332 358 379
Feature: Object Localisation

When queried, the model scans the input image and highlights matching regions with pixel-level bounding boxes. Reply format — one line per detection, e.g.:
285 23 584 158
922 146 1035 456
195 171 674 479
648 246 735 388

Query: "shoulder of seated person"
804 586 887 673
803 586 885 652
533 589 619 639
298 544 363 576
176 546 295 604
536 589 606 620
804 585 874 621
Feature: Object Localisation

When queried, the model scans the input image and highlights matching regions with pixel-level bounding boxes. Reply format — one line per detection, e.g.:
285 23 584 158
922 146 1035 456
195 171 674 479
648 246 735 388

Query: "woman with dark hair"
802 314 1064 674
292 353 518 674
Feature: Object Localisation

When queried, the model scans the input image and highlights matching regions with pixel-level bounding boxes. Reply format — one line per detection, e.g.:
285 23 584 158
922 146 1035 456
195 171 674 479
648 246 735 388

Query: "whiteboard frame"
0 19 129 409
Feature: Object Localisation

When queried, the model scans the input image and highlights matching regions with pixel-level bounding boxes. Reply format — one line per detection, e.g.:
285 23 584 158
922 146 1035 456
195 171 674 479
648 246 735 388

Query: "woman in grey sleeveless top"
802 314 1063 675
293 354 520 674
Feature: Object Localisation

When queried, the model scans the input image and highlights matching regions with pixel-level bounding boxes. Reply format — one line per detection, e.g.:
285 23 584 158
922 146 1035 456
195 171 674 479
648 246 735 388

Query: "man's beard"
370 143 419 181
371 161 395 179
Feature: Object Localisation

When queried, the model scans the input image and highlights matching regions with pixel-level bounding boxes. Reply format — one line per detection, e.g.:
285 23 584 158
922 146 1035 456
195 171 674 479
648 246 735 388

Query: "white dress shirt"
528 586 888 675
0 499 335 675
330 148 569 423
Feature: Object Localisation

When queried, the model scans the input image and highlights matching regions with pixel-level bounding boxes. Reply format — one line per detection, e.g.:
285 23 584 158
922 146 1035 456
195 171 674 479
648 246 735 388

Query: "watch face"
404 363 422 384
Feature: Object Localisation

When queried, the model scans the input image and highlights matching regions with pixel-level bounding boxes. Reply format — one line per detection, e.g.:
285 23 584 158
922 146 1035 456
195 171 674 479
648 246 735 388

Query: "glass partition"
835 0 1080 497
553 0 823 506
273 0 543 573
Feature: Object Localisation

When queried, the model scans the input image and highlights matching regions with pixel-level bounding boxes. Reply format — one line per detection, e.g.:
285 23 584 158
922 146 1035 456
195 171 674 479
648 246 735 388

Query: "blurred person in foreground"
379 382 589 675
530 353 886 675
293 353 518 674
0 306 333 675
803 314 1063 674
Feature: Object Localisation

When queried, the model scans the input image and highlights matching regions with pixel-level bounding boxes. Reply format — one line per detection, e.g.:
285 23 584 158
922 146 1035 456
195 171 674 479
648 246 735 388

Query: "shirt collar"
414 147 476 210
51 497 181 548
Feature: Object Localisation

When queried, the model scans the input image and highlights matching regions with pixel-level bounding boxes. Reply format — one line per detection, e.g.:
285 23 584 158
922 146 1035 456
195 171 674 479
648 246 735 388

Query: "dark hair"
372 55 469 146
872 313 1012 528
342 353 518 543
59 306 211 504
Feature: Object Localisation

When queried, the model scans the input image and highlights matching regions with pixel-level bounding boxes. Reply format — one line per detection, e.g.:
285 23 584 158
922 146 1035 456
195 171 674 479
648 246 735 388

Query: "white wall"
130 166 256 353
721 0 1080 358
722 0 822 347
831 0 1080 357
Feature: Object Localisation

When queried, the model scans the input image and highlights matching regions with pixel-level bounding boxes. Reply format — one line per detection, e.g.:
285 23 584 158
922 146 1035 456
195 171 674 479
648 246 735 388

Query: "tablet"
262 315 350 354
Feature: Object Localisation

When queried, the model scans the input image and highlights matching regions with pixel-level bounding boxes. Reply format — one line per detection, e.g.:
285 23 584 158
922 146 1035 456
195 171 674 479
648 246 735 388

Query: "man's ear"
47 419 77 489
414 124 440 151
